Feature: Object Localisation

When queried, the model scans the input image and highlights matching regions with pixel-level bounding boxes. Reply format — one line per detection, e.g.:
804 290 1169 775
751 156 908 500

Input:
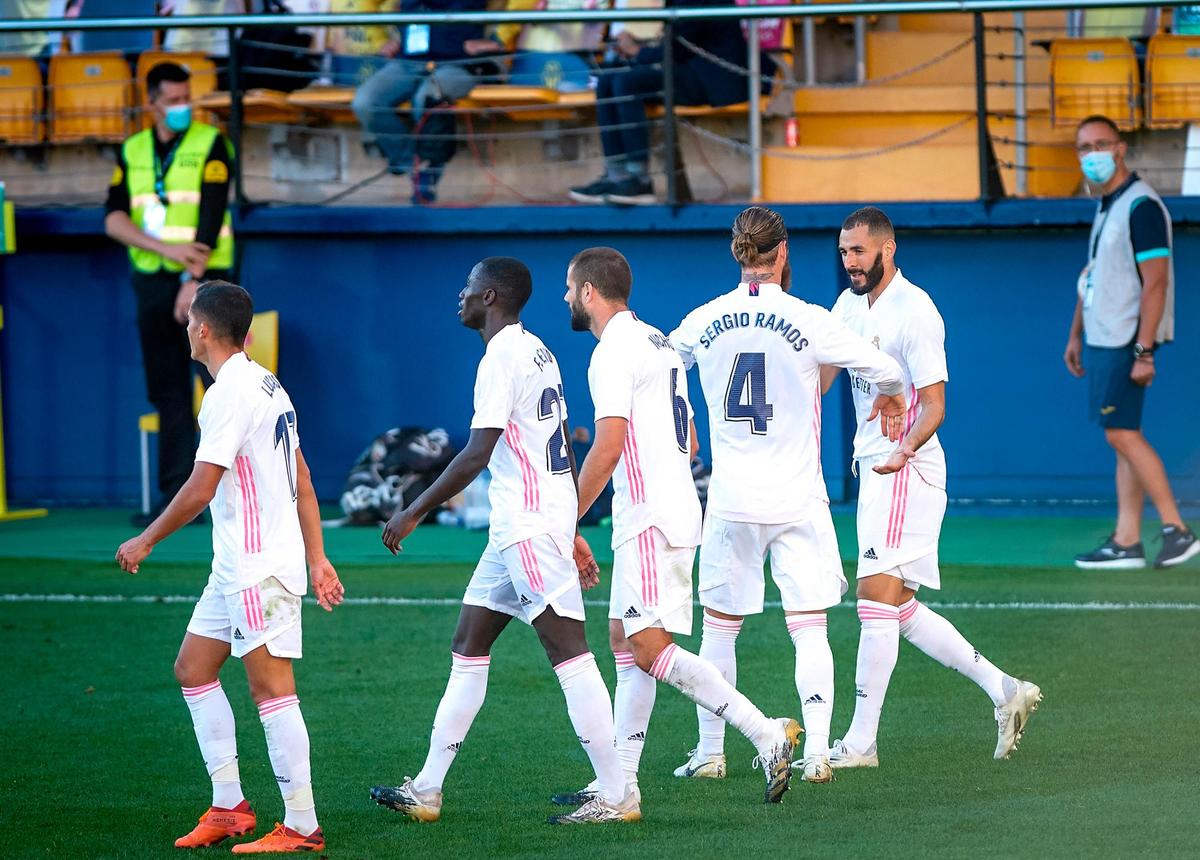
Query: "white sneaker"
791 754 833 783
548 789 642 825
828 738 879 769
370 777 442 822
673 749 726 779
994 679 1042 760
751 717 802 803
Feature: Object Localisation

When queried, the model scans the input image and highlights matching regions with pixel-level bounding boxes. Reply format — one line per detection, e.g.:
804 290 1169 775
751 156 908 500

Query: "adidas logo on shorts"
863 547 878 560
233 628 245 641
624 606 641 619
519 595 533 606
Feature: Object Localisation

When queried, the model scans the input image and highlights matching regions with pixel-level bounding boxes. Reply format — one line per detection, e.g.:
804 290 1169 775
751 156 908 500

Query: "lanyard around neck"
153 133 185 205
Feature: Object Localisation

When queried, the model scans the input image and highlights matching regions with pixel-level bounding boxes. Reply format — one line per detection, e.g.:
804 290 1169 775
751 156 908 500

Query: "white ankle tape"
283 784 315 812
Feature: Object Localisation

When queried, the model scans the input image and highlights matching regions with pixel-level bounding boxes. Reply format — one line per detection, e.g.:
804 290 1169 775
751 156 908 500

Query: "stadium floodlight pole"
0 0 1186 35
973 12 992 201
227 27 248 207
664 21 679 210
748 18 763 202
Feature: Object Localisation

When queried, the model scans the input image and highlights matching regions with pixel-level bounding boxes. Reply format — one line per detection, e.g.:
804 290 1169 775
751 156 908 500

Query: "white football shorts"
855 460 947 590
698 502 847 615
609 526 697 636
463 533 585 624
187 574 303 659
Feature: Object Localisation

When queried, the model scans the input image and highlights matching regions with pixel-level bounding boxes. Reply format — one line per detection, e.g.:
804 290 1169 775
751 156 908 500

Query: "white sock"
843 600 900 754
613 651 655 780
649 643 778 754
786 614 834 760
257 694 318 836
554 653 627 804
182 680 244 810
696 614 741 757
899 598 1010 706
412 652 490 795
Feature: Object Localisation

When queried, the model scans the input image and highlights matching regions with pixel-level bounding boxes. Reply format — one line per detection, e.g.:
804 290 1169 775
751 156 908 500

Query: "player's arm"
812 310 908 440
819 365 840 395
295 448 344 611
873 381 945 475
381 428 502 554
1064 295 1085 378
115 462 224 573
565 423 602 589
689 418 700 460
577 416 626 519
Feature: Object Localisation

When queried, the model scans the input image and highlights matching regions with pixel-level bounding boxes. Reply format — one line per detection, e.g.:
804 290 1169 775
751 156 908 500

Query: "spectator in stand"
326 0 400 86
0 0 71 60
569 0 774 206
350 0 503 203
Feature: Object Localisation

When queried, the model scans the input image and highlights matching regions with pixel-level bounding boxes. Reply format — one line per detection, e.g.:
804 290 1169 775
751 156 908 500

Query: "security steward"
104 61 234 526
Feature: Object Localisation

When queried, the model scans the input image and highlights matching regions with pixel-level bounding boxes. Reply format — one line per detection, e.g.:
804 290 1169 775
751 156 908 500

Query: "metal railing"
2 1 1196 208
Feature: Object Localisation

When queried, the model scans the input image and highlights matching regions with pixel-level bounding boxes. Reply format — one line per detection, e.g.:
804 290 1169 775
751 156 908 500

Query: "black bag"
235 0 319 92
339 427 456 524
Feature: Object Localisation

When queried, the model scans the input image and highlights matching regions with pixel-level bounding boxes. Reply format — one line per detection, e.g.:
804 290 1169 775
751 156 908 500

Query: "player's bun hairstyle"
731 206 787 266
841 205 895 239
192 280 254 346
474 256 533 312
147 61 191 100
569 247 632 303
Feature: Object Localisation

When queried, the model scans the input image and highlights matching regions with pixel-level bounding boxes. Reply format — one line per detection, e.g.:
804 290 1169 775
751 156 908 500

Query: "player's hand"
309 557 345 611
174 278 200 324
873 444 915 475
1130 356 1155 387
1064 334 1085 378
115 534 152 574
574 533 601 591
867 392 908 442
381 507 420 555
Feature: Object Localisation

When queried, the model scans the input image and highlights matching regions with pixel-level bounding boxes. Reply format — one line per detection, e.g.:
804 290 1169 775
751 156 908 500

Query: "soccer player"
116 281 344 853
554 247 801 809
824 207 1042 767
668 206 907 784
370 257 636 825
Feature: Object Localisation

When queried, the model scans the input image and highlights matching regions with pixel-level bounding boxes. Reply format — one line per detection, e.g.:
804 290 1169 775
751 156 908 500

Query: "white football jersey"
195 353 306 596
588 311 702 549
831 270 949 487
470 323 578 548
672 281 905 522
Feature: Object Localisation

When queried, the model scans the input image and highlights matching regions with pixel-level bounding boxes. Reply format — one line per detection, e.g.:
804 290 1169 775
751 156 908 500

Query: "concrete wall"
3 200 1198 506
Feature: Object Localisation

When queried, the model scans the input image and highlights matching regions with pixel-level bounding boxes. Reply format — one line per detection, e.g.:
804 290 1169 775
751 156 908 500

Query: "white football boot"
672 749 727 779
828 738 879 769
994 679 1043 760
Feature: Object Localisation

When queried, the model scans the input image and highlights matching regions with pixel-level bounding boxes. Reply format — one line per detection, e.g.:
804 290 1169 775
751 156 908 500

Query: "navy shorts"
1086 343 1145 430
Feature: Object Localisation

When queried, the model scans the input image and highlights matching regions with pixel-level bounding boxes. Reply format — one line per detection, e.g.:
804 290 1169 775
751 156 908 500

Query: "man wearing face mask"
105 61 235 527
1066 115 1198 570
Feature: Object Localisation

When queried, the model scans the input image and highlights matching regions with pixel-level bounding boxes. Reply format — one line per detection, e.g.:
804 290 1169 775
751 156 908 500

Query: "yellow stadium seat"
135 51 220 128
1146 34 1200 128
1049 37 1141 129
139 311 280 514
48 51 133 144
0 55 44 145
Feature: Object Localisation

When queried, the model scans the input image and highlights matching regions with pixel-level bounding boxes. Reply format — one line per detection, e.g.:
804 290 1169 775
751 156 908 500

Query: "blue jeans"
351 59 475 172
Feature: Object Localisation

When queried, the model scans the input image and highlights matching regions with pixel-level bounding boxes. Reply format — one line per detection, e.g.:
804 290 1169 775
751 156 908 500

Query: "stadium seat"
48 51 133 144
1145 34 1200 128
195 88 303 125
1049 37 1141 129
135 51 220 128
139 310 279 514
0 55 44 145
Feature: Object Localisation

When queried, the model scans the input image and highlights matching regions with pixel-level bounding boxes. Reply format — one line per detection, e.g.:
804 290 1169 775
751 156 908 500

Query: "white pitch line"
2 594 1198 611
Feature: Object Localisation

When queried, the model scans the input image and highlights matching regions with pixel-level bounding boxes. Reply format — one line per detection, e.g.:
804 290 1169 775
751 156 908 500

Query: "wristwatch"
1132 342 1155 359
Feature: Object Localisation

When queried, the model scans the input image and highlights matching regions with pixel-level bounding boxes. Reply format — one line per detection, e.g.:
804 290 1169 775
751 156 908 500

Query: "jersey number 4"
538 385 571 475
274 410 298 502
725 352 774 435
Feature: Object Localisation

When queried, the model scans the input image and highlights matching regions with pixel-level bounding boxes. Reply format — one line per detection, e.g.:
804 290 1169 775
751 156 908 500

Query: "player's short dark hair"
1076 114 1121 138
568 247 632 303
147 62 191 100
192 280 253 346
841 206 895 239
473 256 532 312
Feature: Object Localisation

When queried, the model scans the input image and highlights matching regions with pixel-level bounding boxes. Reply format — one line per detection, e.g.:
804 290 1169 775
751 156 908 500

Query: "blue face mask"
1081 151 1116 185
164 104 192 133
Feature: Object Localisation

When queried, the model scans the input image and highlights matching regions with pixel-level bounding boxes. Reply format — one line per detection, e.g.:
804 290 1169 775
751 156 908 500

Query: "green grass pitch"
1 511 1198 858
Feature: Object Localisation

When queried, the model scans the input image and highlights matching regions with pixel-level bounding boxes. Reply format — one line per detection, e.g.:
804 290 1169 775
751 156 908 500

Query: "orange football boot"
231 823 325 854
174 799 256 848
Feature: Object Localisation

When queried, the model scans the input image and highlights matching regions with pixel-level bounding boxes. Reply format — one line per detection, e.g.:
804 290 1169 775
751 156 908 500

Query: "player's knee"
608 620 630 653
449 631 490 659
1104 427 1140 451
173 654 212 688
627 639 660 674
